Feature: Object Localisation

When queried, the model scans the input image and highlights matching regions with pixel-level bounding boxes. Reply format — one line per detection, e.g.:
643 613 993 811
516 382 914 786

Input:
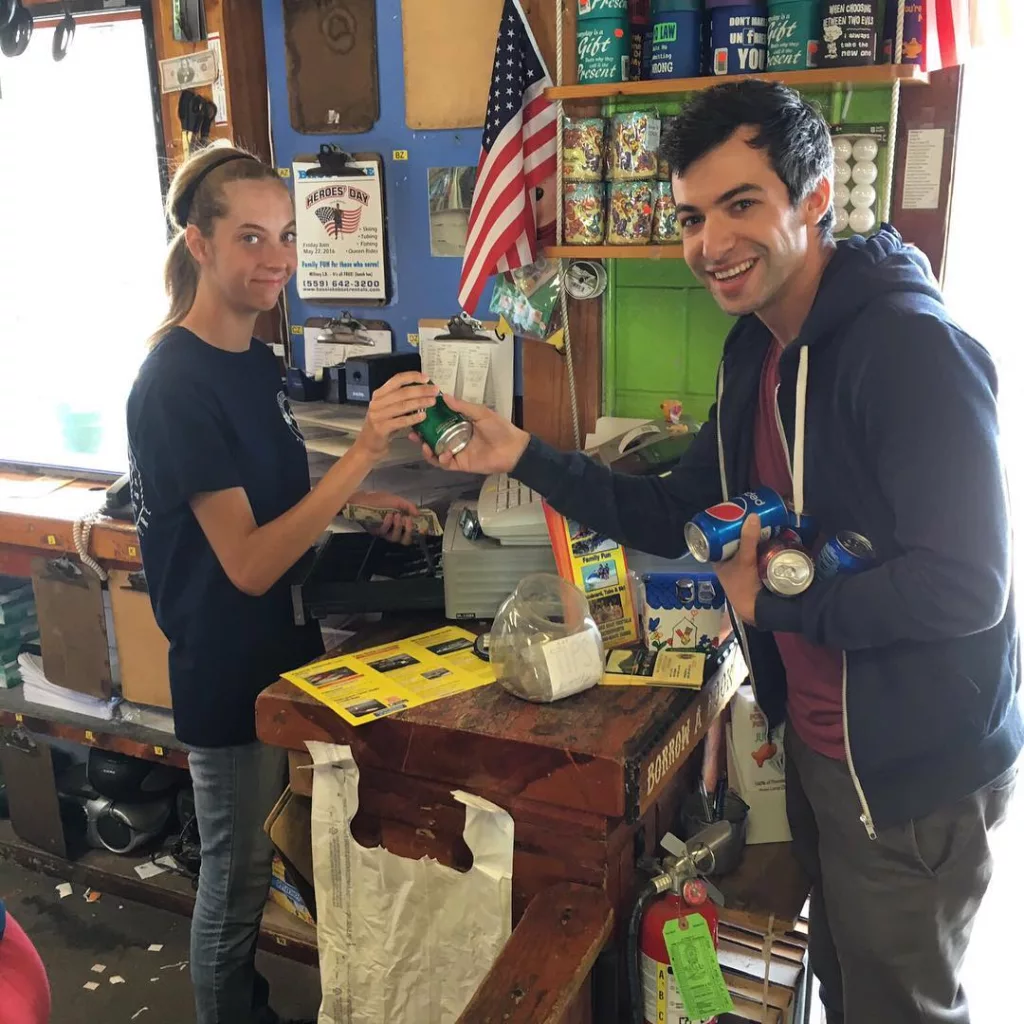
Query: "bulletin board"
400 0 504 129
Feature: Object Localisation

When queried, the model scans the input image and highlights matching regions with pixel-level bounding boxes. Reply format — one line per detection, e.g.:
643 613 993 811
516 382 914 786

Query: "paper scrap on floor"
55 882 72 899
134 862 166 880
91 964 106 974
147 944 163 953
83 982 100 991
110 976 125 985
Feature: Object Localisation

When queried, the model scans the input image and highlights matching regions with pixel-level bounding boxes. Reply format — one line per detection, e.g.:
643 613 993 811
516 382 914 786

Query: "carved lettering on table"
320 1 357 54
639 646 746 808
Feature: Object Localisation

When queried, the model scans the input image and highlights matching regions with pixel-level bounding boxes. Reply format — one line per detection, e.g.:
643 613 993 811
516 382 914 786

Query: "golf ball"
834 161 852 185
850 184 876 209
834 183 850 208
852 160 878 186
853 137 879 162
833 137 853 162
849 206 876 234
835 206 850 232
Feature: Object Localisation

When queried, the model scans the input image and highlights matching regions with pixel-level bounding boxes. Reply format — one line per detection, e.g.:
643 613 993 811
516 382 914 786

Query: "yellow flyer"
283 626 494 726
601 647 705 689
543 504 639 648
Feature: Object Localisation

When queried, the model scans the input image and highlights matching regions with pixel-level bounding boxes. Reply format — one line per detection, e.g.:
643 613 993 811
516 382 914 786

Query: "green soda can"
413 386 473 456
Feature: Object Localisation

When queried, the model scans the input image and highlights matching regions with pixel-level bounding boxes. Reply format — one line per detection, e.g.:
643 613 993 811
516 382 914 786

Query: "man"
420 80 1022 1022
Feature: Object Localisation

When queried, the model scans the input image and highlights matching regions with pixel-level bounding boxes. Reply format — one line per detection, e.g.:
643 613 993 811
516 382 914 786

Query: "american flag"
315 204 362 238
922 0 1017 70
457 0 557 315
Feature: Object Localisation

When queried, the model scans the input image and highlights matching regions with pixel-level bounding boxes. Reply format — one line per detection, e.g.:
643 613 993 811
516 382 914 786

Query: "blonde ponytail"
148 143 285 347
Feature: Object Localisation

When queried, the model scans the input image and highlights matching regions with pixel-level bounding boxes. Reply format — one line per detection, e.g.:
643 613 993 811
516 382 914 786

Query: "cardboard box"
727 685 791 844
641 569 729 654
264 785 317 921
288 750 313 798
108 570 172 710
269 852 315 926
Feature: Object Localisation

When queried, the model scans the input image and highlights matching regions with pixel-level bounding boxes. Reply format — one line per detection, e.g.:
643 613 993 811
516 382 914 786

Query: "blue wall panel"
261 0 496 366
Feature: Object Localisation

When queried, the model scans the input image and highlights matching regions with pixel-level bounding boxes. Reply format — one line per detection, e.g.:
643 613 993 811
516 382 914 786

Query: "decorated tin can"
882 0 923 65
577 0 630 84
706 0 769 75
607 181 654 245
648 0 702 79
606 110 661 180
643 568 728 653
563 117 606 181
820 0 880 67
564 181 607 245
767 0 819 70
629 0 651 80
652 180 681 243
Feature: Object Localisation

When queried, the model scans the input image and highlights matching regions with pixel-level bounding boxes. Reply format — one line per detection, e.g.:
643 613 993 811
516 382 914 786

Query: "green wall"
604 86 895 420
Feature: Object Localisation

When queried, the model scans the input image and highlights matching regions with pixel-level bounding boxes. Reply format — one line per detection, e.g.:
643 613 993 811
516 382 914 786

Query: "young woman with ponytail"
127 145 437 1024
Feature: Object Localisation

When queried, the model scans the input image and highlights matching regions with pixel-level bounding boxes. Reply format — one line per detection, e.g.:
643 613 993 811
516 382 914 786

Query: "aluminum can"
684 487 788 563
816 530 876 578
758 535 815 596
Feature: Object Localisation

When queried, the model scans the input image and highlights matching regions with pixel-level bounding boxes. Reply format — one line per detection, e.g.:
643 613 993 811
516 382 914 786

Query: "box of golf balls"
831 123 888 238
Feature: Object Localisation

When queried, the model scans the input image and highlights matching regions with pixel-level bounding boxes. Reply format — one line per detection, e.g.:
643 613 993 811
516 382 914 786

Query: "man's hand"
713 514 764 625
411 393 530 476
349 491 419 546
355 372 439 463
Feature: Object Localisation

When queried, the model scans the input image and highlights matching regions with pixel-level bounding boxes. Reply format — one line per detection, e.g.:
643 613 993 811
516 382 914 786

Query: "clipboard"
418 317 514 423
292 148 391 305
300 315 394 377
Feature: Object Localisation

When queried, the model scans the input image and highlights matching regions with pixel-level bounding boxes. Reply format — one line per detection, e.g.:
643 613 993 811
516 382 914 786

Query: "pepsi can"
758 534 815 597
684 487 789 563
817 531 876 579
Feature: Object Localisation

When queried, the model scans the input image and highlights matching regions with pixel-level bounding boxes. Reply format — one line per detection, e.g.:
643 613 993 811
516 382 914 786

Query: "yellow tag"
290 324 304 335
46 534 57 546
277 167 291 178
127 545 138 558
393 149 409 161
84 730 95 742
15 713 23 723
497 315 515 340
545 327 565 352
153 745 165 757
407 333 420 348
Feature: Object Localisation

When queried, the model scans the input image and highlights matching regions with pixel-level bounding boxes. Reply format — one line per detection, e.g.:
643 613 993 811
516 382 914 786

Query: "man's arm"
755 315 1010 648
417 395 725 558
512 422 724 557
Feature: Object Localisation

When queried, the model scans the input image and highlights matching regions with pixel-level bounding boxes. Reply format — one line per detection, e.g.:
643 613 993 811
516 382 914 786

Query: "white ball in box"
727 684 792 845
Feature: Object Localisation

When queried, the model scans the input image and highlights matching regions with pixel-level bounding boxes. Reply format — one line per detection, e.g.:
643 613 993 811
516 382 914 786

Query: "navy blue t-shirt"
126 328 324 747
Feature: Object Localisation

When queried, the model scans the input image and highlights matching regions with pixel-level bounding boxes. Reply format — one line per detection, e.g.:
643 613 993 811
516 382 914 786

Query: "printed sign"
293 160 387 302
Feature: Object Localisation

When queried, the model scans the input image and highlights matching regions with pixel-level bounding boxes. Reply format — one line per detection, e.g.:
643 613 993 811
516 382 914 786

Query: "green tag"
663 915 735 1020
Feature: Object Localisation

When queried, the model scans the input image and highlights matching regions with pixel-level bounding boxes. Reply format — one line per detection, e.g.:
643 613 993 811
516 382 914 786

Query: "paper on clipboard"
418 320 513 422
302 325 393 377
293 158 387 303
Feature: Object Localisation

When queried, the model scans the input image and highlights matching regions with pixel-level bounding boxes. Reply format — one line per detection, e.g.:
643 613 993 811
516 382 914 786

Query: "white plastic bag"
307 741 514 1024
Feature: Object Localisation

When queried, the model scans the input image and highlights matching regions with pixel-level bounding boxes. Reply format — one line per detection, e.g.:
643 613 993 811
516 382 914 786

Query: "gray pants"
188 742 288 1024
785 726 1016 1024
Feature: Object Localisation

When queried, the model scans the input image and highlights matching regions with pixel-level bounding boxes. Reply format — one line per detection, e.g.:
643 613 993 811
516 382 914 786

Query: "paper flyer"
543 504 639 648
602 647 705 689
283 627 494 727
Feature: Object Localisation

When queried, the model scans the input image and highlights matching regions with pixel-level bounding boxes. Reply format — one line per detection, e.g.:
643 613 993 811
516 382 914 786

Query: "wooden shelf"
547 64 929 102
545 245 685 260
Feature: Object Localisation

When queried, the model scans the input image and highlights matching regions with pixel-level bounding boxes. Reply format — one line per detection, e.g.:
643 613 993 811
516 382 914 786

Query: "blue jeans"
188 742 288 1024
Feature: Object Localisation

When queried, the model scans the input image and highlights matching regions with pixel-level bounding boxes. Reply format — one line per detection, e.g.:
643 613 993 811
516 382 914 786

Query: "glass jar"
491 574 605 703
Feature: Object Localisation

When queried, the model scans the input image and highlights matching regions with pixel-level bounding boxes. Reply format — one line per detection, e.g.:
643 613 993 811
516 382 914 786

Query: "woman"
126 144 438 1024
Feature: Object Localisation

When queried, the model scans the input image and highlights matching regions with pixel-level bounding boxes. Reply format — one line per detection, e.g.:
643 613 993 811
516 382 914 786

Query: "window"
0 11 168 475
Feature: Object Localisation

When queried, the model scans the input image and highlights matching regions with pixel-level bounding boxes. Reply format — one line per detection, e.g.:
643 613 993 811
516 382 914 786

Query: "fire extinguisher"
628 820 732 1024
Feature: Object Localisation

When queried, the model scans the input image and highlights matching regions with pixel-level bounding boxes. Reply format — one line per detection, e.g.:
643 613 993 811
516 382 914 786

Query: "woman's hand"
355 372 438 463
350 490 419 546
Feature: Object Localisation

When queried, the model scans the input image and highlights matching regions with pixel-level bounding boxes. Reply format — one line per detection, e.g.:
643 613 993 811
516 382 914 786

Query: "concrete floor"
0 859 321 1024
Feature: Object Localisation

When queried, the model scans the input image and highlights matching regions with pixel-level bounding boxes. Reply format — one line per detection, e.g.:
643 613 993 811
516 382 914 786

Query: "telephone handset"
103 472 134 521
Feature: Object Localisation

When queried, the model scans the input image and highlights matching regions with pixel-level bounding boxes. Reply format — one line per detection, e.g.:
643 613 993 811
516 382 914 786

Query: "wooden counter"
0 472 141 576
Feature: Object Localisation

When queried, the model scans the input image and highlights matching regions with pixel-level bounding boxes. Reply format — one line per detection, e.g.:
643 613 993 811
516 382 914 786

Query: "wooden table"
255 614 811 1022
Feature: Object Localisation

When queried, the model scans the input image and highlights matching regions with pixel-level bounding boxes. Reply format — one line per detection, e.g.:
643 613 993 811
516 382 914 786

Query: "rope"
882 1 906 223
554 0 582 449
73 514 108 582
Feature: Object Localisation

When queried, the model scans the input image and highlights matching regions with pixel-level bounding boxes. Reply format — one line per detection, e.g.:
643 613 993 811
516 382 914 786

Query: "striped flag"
457 0 557 315
922 0 1018 70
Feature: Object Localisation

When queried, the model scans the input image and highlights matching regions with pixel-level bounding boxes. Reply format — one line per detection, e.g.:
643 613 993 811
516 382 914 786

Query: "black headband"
173 153 256 228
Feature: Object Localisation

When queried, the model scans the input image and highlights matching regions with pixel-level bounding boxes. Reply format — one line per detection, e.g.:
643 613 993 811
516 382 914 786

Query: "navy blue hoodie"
513 226 1023 836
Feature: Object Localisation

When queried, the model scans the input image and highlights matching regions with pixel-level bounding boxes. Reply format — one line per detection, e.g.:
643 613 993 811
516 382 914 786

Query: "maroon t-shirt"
752 341 846 760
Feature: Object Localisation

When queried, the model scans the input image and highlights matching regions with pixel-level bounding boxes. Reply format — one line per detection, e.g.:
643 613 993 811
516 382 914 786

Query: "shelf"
547 64 929 102
545 245 685 260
